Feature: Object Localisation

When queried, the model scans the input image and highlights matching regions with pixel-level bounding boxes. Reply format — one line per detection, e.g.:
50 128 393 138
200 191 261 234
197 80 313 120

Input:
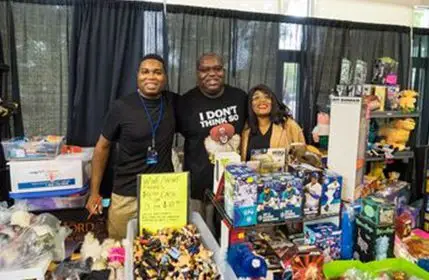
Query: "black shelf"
370 111 420 119
206 190 339 230
365 150 414 162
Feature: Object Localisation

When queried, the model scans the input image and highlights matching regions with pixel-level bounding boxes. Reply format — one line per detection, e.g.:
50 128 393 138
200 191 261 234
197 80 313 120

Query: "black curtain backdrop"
67 1 163 146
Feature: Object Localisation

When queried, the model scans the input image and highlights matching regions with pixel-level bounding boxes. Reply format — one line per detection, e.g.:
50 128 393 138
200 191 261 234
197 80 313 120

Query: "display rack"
206 190 339 230
365 150 414 162
369 111 420 119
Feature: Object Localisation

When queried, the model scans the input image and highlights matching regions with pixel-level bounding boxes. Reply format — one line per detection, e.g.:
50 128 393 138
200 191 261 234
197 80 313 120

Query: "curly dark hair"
247 84 292 135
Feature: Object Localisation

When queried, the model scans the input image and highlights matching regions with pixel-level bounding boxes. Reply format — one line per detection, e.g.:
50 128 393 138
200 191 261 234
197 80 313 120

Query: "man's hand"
86 193 103 216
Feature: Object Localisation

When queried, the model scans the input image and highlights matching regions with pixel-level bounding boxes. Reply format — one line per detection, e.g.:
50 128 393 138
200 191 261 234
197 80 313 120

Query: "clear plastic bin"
124 212 237 280
14 192 89 211
2 136 64 161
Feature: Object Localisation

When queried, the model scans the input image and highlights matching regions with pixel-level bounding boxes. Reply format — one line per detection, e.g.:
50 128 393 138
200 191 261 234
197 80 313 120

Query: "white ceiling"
371 0 429 6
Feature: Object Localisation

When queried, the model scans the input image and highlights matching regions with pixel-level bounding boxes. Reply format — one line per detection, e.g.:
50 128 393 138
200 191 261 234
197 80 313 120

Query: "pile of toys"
224 162 343 227
132 224 220 279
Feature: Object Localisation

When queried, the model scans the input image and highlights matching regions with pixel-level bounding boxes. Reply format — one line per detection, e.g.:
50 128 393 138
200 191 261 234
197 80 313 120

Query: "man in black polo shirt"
86 54 175 240
176 53 247 228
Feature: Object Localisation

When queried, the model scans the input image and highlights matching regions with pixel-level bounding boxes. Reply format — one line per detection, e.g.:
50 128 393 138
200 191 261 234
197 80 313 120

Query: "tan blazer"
241 119 305 161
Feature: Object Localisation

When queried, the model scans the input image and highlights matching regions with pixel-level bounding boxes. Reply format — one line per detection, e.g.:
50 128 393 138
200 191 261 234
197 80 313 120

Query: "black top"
101 91 175 197
246 123 273 161
176 85 248 200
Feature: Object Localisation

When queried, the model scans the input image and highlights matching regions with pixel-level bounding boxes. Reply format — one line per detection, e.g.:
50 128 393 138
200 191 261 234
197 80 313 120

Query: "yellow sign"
138 172 188 235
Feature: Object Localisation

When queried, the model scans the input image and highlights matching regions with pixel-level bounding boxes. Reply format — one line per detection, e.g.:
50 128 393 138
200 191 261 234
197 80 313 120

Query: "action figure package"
339 58 352 85
361 196 395 226
353 60 368 85
250 148 287 174
289 163 324 217
256 174 285 223
354 214 395 262
304 222 341 262
372 57 399 85
386 85 401 111
320 170 343 215
278 173 304 220
224 164 258 227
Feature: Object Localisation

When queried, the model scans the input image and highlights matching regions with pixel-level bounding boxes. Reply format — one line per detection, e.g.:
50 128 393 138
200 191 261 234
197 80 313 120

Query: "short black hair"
247 84 292 135
196 53 224 69
138 53 167 72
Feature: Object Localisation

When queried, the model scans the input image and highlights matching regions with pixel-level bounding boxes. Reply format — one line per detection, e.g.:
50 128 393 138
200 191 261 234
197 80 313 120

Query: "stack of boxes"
354 196 395 262
3 136 92 211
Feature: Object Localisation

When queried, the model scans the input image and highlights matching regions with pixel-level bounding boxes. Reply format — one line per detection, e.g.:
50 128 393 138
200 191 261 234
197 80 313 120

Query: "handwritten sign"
138 172 189 234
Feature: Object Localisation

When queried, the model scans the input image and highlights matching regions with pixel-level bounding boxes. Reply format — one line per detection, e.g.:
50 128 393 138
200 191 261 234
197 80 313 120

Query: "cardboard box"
304 222 341 262
279 174 303 220
256 174 285 223
320 170 343 215
9 158 88 193
250 148 287 174
361 196 395 226
374 86 387 111
213 152 241 194
289 163 323 216
224 164 258 227
386 85 400 110
354 215 394 262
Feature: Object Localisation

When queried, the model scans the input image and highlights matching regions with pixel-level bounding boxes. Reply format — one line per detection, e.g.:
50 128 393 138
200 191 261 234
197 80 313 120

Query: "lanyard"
138 92 164 148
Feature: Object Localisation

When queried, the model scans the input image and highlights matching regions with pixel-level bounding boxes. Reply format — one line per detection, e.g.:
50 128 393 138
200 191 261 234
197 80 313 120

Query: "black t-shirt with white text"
102 91 175 197
176 85 247 200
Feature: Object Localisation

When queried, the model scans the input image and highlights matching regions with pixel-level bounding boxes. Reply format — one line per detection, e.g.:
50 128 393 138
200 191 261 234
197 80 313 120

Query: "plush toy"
312 112 330 148
81 232 102 261
289 143 323 169
379 119 416 151
398 90 418 113
368 162 386 183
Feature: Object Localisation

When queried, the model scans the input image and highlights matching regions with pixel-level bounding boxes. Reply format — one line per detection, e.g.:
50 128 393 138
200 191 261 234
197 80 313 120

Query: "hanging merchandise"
372 57 399 85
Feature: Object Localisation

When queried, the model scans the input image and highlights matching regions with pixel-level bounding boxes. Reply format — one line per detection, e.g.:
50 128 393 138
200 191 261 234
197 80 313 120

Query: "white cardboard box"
9 158 89 193
213 152 241 194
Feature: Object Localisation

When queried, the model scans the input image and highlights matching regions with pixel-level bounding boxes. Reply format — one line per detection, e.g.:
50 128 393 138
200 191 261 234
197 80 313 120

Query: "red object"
209 123 235 142
230 228 246 245
396 213 412 239
61 145 83 154
214 173 225 201
290 250 324 280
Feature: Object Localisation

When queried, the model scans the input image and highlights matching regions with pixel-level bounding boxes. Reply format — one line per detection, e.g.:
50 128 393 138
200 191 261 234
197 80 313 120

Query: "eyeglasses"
198 65 224 73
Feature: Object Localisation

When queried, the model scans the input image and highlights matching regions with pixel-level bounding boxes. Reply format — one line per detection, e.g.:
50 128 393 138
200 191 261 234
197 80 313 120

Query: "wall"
312 0 414 26
145 0 281 14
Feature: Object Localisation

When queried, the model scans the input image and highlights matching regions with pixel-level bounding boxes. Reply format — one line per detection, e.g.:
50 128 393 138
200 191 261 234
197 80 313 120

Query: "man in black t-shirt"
86 54 175 240
176 53 247 228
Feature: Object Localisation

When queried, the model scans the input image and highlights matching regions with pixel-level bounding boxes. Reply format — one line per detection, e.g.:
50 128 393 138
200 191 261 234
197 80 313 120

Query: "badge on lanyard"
139 91 164 165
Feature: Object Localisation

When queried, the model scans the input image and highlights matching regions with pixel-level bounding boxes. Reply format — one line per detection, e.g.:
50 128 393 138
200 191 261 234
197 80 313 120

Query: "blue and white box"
256 174 284 223
276 173 303 219
321 170 343 215
225 164 258 227
305 222 342 262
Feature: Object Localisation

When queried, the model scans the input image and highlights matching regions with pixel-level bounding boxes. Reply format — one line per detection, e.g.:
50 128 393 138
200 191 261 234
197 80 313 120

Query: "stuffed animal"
312 112 330 146
289 143 323 169
379 119 416 151
81 232 102 261
368 162 386 183
398 90 418 113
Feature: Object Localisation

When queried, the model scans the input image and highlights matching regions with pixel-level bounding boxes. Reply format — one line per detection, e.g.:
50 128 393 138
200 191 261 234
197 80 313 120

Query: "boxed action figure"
320 170 343 215
279 173 303 220
354 214 395 262
361 196 395 226
256 174 284 223
304 222 342 262
289 163 323 216
251 148 287 174
224 164 258 227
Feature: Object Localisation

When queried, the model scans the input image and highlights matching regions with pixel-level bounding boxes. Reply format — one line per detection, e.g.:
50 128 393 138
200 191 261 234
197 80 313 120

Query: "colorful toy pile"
132 224 220 279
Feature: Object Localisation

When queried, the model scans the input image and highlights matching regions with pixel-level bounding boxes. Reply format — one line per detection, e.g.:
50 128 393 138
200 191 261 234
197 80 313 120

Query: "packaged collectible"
361 196 395 226
213 152 240 194
353 60 368 85
256 174 284 223
340 58 352 85
398 204 420 229
289 163 323 216
279 174 304 220
224 164 258 227
304 222 341 262
250 148 287 174
321 170 343 215
354 215 395 262
386 85 400 111
374 86 386 111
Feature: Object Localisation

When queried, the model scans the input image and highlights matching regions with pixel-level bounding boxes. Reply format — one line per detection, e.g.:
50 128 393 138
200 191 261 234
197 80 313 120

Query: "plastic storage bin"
124 212 237 280
2 136 64 161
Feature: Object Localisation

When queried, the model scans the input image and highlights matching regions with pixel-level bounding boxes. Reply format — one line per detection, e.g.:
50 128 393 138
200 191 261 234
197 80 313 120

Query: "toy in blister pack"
321 170 343 215
386 85 401 111
372 57 398 85
353 60 368 85
224 164 258 227
341 202 362 260
374 86 386 111
340 58 352 85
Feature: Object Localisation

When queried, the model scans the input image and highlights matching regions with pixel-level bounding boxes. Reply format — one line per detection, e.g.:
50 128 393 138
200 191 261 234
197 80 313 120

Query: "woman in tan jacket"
241 84 305 161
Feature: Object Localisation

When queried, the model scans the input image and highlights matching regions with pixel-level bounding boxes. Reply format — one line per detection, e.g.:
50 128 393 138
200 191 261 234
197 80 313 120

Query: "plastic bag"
52 258 93 280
